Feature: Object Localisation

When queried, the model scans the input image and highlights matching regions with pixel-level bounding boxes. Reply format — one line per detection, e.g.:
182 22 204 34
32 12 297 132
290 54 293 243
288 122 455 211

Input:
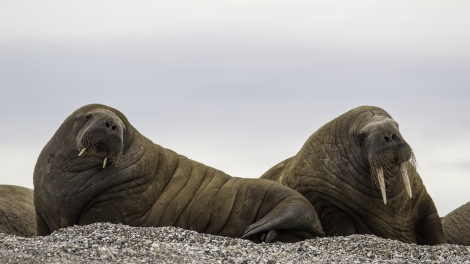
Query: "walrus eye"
358 133 366 143
84 113 92 122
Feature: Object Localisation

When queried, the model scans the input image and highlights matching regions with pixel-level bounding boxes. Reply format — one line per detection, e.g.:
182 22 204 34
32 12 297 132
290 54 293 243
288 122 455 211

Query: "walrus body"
0 185 36 237
34 104 323 242
261 105 444 245
442 202 470 245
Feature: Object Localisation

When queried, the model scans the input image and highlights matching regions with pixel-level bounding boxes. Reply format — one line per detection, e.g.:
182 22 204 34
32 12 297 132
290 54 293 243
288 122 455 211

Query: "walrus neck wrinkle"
333 121 370 190
151 142 181 197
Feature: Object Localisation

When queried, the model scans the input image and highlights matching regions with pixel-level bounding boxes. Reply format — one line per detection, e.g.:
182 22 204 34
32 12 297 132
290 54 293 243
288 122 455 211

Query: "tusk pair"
78 147 108 169
377 163 412 205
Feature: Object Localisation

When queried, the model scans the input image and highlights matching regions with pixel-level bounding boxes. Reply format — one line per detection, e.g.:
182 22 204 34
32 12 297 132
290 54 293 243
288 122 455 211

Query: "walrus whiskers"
400 162 412 198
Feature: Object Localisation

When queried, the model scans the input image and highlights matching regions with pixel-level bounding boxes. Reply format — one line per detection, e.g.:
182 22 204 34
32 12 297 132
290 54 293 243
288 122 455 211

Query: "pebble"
1 222 469 263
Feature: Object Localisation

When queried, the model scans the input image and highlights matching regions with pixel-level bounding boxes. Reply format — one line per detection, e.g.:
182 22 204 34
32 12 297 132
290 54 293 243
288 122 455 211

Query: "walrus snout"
76 111 125 168
359 117 414 205
370 145 414 205
381 132 402 146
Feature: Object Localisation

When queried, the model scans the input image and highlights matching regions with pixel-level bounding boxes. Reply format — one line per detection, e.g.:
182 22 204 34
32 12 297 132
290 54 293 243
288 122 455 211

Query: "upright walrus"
441 202 470 245
34 104 324 242
0 185 36 237
261 105 444 245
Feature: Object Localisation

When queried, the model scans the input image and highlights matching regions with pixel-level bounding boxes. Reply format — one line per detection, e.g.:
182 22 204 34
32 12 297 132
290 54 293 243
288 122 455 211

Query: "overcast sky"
1 0 469 216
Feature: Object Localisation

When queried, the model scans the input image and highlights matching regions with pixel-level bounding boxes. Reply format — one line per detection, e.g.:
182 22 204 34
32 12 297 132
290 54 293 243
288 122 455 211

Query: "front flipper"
242 229 278 243
36 212 52 236
241 197 324 243
317 200 356 236
416 202 445 245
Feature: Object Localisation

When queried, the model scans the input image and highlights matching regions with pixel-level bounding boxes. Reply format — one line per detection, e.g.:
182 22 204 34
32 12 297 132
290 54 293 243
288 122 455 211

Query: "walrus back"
261 157 295 184
145 146 313 238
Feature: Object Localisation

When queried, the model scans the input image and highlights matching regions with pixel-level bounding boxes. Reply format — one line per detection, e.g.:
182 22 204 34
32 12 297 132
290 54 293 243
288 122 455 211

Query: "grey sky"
1 0 469 215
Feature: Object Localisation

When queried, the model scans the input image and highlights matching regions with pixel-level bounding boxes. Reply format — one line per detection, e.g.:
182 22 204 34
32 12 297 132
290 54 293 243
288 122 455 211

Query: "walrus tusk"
78 148 87 156
103 156 108 168
377 167 387 205
400 163 412 198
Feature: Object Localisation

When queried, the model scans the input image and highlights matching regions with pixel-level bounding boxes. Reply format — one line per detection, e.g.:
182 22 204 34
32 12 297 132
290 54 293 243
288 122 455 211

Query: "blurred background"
1 0 469 216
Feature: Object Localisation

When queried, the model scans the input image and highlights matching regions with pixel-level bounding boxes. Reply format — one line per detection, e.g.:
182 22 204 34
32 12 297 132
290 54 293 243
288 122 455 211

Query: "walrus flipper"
416 216 445 245
416 201 445 245
241 197 324 242
36 212 52 236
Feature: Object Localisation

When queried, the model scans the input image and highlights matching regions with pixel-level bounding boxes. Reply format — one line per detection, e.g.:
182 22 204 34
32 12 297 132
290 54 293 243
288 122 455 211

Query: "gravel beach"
1 222 469 263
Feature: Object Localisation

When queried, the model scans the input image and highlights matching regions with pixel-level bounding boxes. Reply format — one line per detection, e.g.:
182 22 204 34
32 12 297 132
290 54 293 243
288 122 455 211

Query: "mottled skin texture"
34 104 323 242
442 202 470 245
261 106 444 245
0 185 37 237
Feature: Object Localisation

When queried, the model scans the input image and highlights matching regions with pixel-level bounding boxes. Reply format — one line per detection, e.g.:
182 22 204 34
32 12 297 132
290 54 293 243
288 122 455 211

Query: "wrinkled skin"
34 104 324 242
442 202 470 245
0 185 36 237
261 105 444 245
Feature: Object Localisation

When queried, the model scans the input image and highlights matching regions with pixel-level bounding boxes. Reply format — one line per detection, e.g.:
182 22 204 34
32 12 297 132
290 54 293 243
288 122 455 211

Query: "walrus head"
75 108 126 168
355 115 414 205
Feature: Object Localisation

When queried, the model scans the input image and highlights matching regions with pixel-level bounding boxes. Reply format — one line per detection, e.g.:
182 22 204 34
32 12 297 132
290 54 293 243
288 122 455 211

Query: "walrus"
0 185 37 237
441 202 470 245
33 104 324 242
261 105 444 245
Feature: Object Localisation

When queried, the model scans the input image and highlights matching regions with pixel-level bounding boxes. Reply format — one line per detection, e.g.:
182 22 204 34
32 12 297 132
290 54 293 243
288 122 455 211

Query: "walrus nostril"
104 121 118 130
384 134 399 143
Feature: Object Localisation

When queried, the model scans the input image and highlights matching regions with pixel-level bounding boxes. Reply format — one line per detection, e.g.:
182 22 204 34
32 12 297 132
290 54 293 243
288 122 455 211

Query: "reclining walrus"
261 105 444 245
442 202 470 245
0 184 36 237
33 103 324 242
